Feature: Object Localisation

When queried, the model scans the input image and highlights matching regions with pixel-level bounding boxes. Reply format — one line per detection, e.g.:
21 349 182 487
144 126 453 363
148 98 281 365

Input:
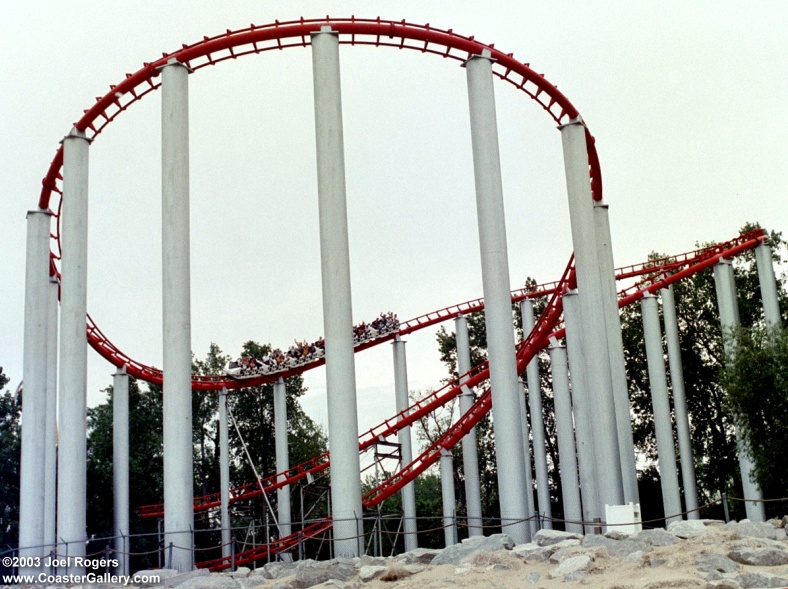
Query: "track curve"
36 17 603 391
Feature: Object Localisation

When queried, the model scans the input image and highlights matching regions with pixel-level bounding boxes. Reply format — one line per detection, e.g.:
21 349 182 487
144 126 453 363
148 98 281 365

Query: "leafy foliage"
721 325 788 499
0 368 20 550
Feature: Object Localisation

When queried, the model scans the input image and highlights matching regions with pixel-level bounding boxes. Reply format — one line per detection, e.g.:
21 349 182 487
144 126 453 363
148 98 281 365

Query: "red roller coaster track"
194 229 766 571
137 229 764 523
36 17 602 391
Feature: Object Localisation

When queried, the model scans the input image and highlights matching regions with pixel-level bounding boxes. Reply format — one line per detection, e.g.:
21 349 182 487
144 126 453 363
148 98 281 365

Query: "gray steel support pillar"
594 203 640 504
311 28 363 557
161 59 194 572
20 209 51 570
562 290 602 532
465 50 529 544
713 260 765 521
440 449 458 546
274 378 292 539
548 340 583 534
219 388 231 560
660 285 699 519
640 294 682 525
454 315 484 538
516 379 537 540
113 367 130 576
392 337 418 550
560 119 624 509
57 128 90 574
44 276 58 552
755 243 782 328
520 299 552 529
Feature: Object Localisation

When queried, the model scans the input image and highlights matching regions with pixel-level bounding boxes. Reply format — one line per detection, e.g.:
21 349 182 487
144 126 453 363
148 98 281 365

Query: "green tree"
619 223 786 518
0 367 20 551
721 325 788 500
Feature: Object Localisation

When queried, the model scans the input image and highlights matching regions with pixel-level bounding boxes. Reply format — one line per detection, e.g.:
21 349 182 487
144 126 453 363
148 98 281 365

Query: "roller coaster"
21 15 774 575
132 227 765 571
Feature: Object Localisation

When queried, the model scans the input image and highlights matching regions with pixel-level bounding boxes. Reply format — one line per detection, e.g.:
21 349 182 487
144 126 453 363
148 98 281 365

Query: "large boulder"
728 547 788 567
547 555 592 579
534 529 583 547
398 548 440 565
668 519 711 539
634 528 681 547
292 560 356 589
430 534 513 565
728 520 783 541
696 553 740 573
735 572 788 588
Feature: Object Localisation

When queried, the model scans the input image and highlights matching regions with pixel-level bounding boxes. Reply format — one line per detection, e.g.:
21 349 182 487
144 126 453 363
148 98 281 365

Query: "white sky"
1 1 786 437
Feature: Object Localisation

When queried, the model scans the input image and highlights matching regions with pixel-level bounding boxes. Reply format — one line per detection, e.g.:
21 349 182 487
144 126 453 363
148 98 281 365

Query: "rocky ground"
7 517 788 589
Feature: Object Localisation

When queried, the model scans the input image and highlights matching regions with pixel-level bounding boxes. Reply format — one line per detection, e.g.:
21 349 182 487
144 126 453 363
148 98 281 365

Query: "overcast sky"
1 1 786 437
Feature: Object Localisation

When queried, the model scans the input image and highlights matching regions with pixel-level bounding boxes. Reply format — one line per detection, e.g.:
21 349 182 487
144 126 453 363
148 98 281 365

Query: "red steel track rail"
195 230 766 571
138 228 766 520
35 17 603 391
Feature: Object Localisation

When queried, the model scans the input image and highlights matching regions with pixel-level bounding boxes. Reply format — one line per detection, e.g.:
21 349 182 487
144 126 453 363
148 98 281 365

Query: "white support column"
440 449 458 547
594 203 640 504
311 27 363 557
640 294 682 525
465 50 529 544
713 260 765 521
219 388 231 560
562 290 602 532
454 315 484 538
660 285 699 519
560 119 624 510
520 299 552 529
57 128 90 574
274 378 292 539
161 59 194 572
548 340 583 534
113 367 129 576
392 337 418 550
44 275 58 552
20 209 51 571
516 379 537 540
755 243 782 328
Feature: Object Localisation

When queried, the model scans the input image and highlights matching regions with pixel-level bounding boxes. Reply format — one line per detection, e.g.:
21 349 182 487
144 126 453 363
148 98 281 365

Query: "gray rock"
358 556 386 568
511 542 552 563
399 547 441 565
233 567 251 577
581 534 619 549
358 566 386 582
648 557 668 567
669 519 711 539
782 515 788 529
526 571 540 585
177 576 239 589
293 561 356 589
728 547 788 566
735 572 788 588
430 534 513 565
696 553 739 573
163 569 211 587
608 538 652 557
635 528 681 547
564 571 588 582
605 529 634 540
730 520 782 541
548 554 592 579
264 561 300 579
269 583 295 589
534 529 583 547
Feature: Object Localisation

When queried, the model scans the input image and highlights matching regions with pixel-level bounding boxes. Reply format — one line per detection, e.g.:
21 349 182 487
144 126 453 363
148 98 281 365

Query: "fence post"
722 492 730 523
167 542 173 570
105 544 111 575
230 537 235 573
